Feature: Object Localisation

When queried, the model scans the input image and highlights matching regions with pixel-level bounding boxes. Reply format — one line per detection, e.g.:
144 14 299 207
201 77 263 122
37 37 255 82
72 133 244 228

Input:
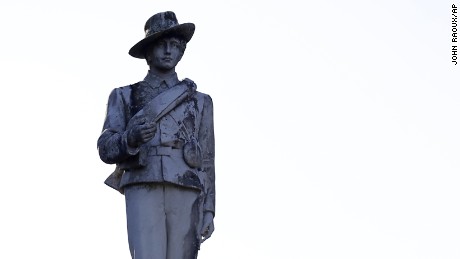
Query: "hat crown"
144 11 179 38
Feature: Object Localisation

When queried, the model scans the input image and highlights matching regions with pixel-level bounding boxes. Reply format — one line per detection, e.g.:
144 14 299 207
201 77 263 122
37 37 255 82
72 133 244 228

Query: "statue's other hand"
127 117 157 147
200 212 214 243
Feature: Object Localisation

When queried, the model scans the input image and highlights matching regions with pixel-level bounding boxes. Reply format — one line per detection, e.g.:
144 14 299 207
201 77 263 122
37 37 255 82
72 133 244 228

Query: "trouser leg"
164 185 201 259
124 183 201 259
125 184 167 259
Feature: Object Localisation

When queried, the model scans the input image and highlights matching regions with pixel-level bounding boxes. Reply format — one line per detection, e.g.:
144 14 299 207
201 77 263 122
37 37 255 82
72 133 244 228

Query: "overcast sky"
0 0 459 258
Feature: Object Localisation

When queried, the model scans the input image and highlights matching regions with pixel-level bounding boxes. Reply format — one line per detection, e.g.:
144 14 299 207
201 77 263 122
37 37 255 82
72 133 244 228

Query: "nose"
164 43 171 54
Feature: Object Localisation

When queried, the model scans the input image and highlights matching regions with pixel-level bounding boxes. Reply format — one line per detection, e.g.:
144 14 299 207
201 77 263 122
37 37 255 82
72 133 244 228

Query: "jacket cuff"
203 201 215 216
122 131 140 156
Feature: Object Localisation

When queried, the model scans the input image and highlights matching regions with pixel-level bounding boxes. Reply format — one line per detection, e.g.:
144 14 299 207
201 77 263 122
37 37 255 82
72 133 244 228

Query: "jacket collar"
143 70 180 89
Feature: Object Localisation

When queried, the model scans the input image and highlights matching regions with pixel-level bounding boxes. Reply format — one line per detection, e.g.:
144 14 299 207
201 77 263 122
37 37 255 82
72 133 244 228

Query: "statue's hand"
127 117 157 147
200 211 214 243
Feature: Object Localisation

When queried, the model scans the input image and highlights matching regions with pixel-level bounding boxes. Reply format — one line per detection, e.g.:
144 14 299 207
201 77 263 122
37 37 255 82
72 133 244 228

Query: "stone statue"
97 11 215 259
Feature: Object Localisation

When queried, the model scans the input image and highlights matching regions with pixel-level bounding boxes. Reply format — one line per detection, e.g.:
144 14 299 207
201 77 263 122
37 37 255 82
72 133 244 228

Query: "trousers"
124 183 201 259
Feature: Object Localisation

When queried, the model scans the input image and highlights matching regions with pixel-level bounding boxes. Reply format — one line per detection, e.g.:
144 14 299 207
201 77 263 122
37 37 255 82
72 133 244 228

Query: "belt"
146 145 183 157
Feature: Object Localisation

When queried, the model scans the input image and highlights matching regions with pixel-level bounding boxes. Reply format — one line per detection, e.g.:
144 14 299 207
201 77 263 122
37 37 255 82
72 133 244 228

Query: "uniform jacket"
97 71 215 215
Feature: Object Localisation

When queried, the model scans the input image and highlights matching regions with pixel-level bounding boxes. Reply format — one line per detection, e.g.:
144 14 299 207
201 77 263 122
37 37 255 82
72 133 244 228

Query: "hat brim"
129 23 195 59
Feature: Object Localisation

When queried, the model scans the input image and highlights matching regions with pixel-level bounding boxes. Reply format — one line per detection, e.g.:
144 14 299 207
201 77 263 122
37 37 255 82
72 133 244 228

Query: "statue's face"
148 36 183 71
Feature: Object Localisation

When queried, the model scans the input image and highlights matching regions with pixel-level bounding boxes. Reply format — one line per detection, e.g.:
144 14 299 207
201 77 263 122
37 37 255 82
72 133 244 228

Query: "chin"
161 66 174 71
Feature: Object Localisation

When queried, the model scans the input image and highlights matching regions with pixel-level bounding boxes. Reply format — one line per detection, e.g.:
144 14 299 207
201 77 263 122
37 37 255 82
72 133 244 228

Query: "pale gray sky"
0 0 459 258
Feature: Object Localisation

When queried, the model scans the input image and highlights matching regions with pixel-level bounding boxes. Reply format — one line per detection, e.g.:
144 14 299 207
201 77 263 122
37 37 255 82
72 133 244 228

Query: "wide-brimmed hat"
129 11 195 59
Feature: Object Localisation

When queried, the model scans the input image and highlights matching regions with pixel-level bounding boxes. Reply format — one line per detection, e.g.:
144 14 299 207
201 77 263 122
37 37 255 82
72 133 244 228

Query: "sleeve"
97 87 139 164
199 94 216 216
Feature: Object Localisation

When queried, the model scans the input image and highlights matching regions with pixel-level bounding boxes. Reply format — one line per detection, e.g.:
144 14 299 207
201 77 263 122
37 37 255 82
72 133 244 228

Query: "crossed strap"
127 78 197 130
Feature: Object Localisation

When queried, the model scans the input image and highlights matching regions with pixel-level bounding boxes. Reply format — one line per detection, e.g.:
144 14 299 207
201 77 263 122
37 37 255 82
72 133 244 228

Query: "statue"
97 11 215 259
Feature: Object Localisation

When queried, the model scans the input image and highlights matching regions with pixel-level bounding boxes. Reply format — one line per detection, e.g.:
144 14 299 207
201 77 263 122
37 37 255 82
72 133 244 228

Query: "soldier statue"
97 11 215 259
